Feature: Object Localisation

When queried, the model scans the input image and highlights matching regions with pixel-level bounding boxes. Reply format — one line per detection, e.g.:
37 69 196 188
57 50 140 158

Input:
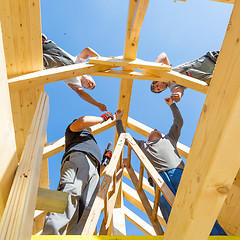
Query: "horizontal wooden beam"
36 188 68 214
92 69 165 81
89 56 171 72
211 0 234 3
127 117 190 159
138 67 208 94
8 63 111 89
123 206 156 235
43 119 116 159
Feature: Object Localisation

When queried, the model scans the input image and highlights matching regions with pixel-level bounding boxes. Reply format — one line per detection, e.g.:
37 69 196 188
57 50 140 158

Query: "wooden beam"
89 56 171 72
112 207 127 235
89 56 207 94
137 68 208 94
8 63 111 90
35 188 68 214
43 119 116 159
92 69 167 81
123 206 156 236
99 168 123 235
32 211 47 235
0 92 49 240
129 0 150 43
127 116 190 159
0 24 18 219
0 0 42 78
211 0 234 3
122 182 166 228
164 1 240 239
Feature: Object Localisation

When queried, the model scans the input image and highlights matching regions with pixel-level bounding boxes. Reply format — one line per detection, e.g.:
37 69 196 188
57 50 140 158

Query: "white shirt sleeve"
62 51 87 90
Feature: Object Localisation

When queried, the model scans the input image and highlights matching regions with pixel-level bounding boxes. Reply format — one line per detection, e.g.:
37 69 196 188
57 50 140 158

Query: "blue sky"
41 0 233 235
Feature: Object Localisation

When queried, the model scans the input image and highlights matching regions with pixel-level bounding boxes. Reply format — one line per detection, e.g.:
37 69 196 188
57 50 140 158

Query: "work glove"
101 112 114 122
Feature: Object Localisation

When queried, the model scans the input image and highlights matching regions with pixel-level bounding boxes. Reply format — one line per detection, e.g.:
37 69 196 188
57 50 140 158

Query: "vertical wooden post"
0 23 18 219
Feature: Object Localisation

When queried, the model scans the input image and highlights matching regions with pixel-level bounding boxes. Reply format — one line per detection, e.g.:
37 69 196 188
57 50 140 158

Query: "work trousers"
154 168 227 235
42 151 100 235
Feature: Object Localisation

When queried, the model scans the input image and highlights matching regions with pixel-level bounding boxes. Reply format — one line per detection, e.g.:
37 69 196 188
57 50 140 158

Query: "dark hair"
150 81 165 94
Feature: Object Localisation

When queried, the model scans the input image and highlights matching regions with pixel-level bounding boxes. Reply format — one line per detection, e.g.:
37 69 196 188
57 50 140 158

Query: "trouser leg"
42 152 93 235
67 155 99 235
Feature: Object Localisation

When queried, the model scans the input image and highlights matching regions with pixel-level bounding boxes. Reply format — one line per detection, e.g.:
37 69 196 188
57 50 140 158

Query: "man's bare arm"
69 83 107 111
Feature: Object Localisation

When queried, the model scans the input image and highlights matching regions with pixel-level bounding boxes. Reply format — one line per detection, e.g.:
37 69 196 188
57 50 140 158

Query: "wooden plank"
164 1 240 239
92 69 168 81
8 63 112 90
211 0 234 3
125 164 164 235
0 92 49 240
138 162 144 191
89 56 171 72
138 68 208 94
123 206 156 236
129 0 150 43
99 168 123 235
126 134 175 206
0 23 18 219
32 211 47 235
43 119 116 160
127 116 190 159
35 188 68 214
122 182 166 228
81 134 125 235
112 207 127 235
152 187 160 222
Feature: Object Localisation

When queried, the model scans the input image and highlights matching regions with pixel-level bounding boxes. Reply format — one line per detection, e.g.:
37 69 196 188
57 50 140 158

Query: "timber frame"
0 0 240 239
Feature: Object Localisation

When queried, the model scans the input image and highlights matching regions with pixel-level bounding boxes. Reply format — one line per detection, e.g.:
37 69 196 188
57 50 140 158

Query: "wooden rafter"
129 0 150 43
8 63 111 90
164 1 240 239
90 56 208 94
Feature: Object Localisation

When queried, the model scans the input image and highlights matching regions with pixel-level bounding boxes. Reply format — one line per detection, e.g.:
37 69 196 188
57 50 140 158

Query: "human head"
150 81 168 93
81 75 96 90
148 129 162 142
